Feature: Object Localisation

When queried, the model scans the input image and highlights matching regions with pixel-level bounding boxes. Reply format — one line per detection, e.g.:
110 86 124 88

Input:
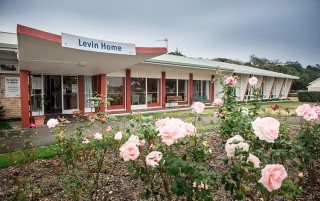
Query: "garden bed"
0 127 318 201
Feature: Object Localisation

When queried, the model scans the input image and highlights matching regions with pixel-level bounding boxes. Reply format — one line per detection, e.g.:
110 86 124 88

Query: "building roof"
0 32 18 50
0 31 300 80
308 78 320 86
147 54 299 79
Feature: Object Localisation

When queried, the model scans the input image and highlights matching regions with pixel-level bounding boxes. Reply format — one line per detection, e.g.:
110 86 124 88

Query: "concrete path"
0 109 301 154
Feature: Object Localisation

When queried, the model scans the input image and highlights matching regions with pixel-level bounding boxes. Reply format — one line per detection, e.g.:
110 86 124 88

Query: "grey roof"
0 32 18 49
147 54 299 79
308 78 320 85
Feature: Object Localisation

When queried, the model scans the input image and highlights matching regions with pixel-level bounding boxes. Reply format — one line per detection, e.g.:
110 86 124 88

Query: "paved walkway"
0 106 302 154
0 107 218 154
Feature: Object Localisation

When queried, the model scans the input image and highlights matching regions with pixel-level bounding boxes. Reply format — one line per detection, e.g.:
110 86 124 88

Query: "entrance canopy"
17 25 167 75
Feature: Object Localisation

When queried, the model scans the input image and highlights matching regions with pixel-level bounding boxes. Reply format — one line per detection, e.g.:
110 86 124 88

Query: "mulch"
0 127 319 201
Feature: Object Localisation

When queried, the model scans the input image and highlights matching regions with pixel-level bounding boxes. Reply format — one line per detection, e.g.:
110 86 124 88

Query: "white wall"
265 77 275 99
275 78 284 98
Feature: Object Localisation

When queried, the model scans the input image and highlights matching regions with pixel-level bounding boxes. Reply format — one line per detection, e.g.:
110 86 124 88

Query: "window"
84 76 93 109
193 80 209 101
0 64 19 73
131 78 146 105
261 80 267 99
147 78 160 104
166 79 188 102
31 75 43 115
107 77 124 106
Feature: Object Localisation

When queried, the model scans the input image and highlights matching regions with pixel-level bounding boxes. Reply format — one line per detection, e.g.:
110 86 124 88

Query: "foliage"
123 113 216 200
0 122 12 130
298 91 320 102
168 48 185 56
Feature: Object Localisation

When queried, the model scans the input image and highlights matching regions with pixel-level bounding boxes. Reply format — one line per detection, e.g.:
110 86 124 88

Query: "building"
308 78 320 91
0 25 299 127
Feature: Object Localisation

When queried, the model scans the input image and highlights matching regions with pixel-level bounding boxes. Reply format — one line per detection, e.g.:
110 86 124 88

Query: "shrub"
298 91 320 102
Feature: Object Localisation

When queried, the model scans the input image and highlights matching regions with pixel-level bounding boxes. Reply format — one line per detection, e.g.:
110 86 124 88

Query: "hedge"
298 91 320 102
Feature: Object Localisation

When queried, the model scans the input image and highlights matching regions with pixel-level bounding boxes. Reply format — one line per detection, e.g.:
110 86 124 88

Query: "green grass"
0 122 12 130
0 145 58 169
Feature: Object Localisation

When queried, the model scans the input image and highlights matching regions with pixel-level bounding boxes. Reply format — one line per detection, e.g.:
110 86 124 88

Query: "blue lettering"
94 43 98 48
101 42 106 49
78 39 83 46
100 43 122 52
83 42 87 47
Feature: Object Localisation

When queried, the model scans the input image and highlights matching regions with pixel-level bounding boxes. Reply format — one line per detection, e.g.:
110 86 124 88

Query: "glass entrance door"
62 76 78 113
44 75 62 114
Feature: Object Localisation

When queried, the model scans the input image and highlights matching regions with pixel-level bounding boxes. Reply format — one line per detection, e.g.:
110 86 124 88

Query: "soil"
0 127 319 201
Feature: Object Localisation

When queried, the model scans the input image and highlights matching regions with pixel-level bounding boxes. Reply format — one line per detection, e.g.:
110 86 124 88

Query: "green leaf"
235 189 244 200
170 163 180 176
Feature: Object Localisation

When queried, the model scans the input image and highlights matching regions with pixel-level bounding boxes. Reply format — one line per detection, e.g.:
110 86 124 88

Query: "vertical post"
189 73 193 105
126 69 131 112
161 72 166 108
78 75 85 114
20 70 30 128
99 74 106 112
210 75 215 101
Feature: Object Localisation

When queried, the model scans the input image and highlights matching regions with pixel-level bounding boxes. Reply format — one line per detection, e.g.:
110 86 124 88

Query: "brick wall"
0 74 22 119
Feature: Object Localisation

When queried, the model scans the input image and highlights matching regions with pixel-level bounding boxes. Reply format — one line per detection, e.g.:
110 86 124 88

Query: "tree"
168 48 185 56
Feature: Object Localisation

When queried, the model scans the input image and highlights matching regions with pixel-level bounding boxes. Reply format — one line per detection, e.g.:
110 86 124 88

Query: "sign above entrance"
61 33 136 55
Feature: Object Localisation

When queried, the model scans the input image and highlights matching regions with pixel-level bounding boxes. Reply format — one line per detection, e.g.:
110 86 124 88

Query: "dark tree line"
213 55 320 91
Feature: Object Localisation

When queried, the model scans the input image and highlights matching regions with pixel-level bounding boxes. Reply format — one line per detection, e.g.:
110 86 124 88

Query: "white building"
308 78 320 91
0 25 299 127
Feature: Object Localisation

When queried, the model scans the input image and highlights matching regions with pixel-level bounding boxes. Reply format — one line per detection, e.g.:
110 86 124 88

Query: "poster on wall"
5 77 20 97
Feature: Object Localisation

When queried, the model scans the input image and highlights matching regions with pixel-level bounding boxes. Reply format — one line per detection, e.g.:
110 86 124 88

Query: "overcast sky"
1 0 319 67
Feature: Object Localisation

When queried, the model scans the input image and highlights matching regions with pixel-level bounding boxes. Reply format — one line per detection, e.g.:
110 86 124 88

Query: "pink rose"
295 104 312 116
259 164 288 192
139 139 146 146
247 153 260 168
185 123 196 136
225 135 250 158
106 126 112 133
119 142 140 161
303 108 318 121
212 99 223 107
248 76 258 86
47 118 59 129
158 118 187 146
127 135 140 145
82 137 90 144
191 102 205 114
146 151 162 167
94 133 103 140
114 131 123 141
314 106 320 119
155 117 170 130
252 117 280 143
224 76 238 86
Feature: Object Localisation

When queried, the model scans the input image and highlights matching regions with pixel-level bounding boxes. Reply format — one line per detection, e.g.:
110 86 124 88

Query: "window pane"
193 80 201 97
166 79 177 101
131 78 146 105
147 78 159 103
178 80 188 101
63 76 78 110
201 81 209 97
31 75 42 113
107 77 124 106
84 76 93 108
1 64 17 72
